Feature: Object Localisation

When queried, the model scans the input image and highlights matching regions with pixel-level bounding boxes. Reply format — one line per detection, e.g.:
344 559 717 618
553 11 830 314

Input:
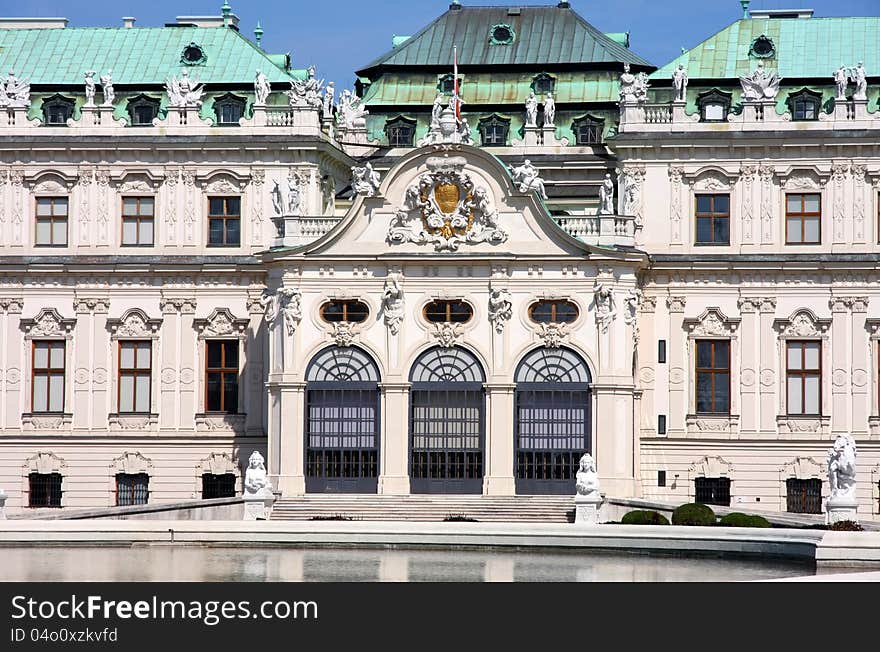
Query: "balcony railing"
552 213 635 248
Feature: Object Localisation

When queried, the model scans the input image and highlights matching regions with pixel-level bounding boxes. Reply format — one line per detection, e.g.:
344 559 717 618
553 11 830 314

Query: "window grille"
116 473 149 506
28 472 62 508
786 478 822 514
202 473 237 499
694 477 731 506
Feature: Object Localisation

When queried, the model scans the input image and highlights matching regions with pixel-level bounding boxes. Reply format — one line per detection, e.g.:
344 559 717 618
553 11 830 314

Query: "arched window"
423 299 473 324
438 74 456 94
514 347 592 494
41 95 75 126
385 116 416 147
213 93 246 126
478 115 510 147
571 115 604 145
697 89 732 123
409 347 485 493
127 95 161 127
305 346 381 493
788 89 822 122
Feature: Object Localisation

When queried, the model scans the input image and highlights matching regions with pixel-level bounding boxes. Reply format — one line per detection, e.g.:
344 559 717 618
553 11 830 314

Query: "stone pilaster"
245 294 266 435
830 296 851 435
73 297 110 431
276 382 306 496
849 297 870 436
378 382 411 495
737 297 761 434
484 383 516 495
666 296 687 437
758 298 778 433
0 299 23 430
637 296 657 437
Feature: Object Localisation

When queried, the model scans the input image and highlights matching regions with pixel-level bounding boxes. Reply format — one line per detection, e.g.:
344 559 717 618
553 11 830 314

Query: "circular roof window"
181 42 207 65
489 23 515 45
749 36 775 59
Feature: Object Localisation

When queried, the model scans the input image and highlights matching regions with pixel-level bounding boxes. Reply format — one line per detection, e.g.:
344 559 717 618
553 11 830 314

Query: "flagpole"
453 45 460 120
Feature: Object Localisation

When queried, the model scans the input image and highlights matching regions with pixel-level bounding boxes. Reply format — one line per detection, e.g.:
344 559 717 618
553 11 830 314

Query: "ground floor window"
786 478 822 514
116 473 149 506
28 472 62 508
202 473 237 499
694 476 730 506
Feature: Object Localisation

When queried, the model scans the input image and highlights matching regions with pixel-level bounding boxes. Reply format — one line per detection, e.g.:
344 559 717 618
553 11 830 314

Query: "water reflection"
0 546 814 582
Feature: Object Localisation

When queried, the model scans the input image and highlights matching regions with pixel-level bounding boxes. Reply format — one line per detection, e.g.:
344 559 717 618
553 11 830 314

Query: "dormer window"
572 115 604 145
42 95 75 126
749 35 776 59
213 93 246 126
127 95 160 127
181 42 207 66
438 74 456 94
489 23 515 45
478 115 510 147
788 90 822 121
532 73 556 95
697 89 732 123
385 116 416 147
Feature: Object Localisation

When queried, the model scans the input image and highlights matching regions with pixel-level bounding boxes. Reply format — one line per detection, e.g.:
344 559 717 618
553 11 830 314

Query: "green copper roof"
358 5 652 73
653 17 880 80
0 26 293 85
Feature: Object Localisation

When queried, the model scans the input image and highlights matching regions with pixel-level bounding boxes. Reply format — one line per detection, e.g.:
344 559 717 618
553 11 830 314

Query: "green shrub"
444 514 478 522
671 503 716 526
621 510 670 526
718 512 771 528
828 520 863 531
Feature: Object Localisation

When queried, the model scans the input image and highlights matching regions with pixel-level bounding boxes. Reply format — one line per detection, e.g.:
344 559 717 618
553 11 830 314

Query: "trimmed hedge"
671 503 716 526
718 512 771 528
829 520 863 531
621 510 670 526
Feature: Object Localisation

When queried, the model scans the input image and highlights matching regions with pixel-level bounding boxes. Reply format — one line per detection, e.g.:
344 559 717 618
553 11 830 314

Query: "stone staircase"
271 495 576 523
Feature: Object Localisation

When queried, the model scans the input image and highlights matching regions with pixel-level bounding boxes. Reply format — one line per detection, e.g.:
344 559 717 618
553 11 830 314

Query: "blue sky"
3 0 879 88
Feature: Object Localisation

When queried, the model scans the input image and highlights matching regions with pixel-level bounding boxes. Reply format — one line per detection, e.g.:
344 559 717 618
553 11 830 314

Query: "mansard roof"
653 16 880 81
0 25 294 86
357 4 653 74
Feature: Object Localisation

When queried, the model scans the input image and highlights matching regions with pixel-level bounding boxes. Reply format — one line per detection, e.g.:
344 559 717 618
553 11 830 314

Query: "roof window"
489 23 515 46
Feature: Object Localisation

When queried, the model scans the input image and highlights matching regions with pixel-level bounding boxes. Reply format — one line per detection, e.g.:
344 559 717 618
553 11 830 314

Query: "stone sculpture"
254 70 271 105
593 283 616 333
834 65 849 100
825 434 858 524
166 70 205 108
352 162 381 197
243 450 273 521
574 453 602 525
598 173 615 215
672 63 688 102
488 287 513 334
260 287 302 336
288 65 323 109
323 81 335 117
739 61 782 100
336 89 368 129
0 70 30 108
543 92 556 127
618 63 649 105
852 62 868 101
84 70 97 108
510 159 548 200
431 93 445 131
100 70 115 107
382 274 405 335
525 91 539 127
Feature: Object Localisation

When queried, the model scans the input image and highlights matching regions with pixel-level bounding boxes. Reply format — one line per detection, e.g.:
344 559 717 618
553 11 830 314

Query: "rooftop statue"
430 92 445 131
543 92 556 127
254 69 271 105
100 70 115 107
166 70 205 108
0 70 30 109
525 91 539 127
323 81 335 118
510 159 548 200
827 434 857 502
598 172 615 216
618 62 648 105
84 70 97 108
739 61 782 101
337 89 368 130
834 65 849 101
351 162 381 197
672 63 688 102
287 65 324 110
851 62 868 101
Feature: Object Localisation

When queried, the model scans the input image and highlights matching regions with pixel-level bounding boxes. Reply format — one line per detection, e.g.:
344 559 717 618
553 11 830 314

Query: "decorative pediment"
196 452 240 477
23 451 66 474
773 309 831 338
110 451 153 475
780 457 823 480
780 168 825 190
688 455 732 478
193 308 249 339
21 308 76 338
199 171 248 194
684 308 740 337
691 169 733 192
28 171 75 193
107 308 162 339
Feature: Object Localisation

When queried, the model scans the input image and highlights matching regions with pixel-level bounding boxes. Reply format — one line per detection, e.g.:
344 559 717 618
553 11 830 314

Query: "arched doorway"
514 347 592 494
409 346 485 494
305 346 380 493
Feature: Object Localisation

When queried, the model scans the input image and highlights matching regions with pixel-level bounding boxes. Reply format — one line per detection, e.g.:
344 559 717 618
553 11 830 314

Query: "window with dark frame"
479 116 510 147
423 300 474 324
28 472 62 508
695 339 730 415
695 194 730 245
320 300 369 323
572 117 603 145
202 473 237 499
786 193 821 244
121 196 155 246
786 478 822 514
127 96 161 126
214 95 246 126
792 95 820 121
786 340 821 416
694 476 730 506
528 300 579 324
115 473 149 506
32 341 65 413
439 75 456 94
208 196 241 247
42 96 75 125
533 73 556 95
35 197 68 247
118 341 151 414
385 118 415 147
658 340 667 364
205 340 239 414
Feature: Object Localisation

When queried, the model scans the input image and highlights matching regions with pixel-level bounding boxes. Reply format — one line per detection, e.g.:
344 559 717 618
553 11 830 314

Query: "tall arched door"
409 346 486 494
514 347 592 494
305 346 380 493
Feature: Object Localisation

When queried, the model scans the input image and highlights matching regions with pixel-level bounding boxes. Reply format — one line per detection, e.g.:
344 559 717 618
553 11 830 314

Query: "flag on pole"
453 45 461 120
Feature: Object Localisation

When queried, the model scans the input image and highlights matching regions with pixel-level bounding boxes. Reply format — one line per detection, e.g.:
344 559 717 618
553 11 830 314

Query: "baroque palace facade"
1 1 879 520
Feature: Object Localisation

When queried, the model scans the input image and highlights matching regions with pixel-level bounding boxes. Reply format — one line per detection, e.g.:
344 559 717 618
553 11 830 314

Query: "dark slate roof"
357 4 653 73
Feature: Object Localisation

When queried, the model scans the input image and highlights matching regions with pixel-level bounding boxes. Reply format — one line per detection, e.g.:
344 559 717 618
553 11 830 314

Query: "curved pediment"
273 145 639 262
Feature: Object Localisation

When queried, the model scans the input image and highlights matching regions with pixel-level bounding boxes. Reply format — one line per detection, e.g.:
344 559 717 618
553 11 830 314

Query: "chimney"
122 17 136 29
0 17 68 29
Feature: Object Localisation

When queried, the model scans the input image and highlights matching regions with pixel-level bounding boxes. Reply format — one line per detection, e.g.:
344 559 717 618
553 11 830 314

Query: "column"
850 297 870 436
245 294 266 435
737 298 761 434
159 299 180 431
378 383 410 494
636 296 657 437
276 382 306 496
1 299 23 430
830 296 851 436
758 298 778 433
666 296 687 437
484 383 516 496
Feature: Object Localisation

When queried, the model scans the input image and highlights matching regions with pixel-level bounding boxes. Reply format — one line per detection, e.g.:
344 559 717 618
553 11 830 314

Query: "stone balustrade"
551 213 635 248
273 215 343 248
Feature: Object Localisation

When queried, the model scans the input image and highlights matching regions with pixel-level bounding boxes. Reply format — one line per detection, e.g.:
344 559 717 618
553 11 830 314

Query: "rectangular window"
28 472 63 508
35 197 68 247
657 470 666 487
32 341 65 413
657 414 667 435
658 340 667 364
205 340 239 413
202 473 237 499
695 340 730 414
695 194 730 245
786 193 821 244
786 478 822 514
118 341 151 414
121 197 155 246
207 196 241 247
115 473 149 506
786 341 821 415
694 477 730 506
